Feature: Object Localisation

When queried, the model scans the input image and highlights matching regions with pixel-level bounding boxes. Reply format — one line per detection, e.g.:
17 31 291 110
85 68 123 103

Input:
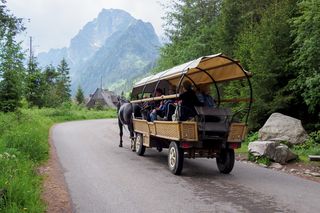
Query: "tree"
25 56 46 108
155 0 220 71
56 58 71 104
0 1 25 112
75 85 84 105
0 36 25 112
233 0 298 128
291 0 320 114
42 65 59 107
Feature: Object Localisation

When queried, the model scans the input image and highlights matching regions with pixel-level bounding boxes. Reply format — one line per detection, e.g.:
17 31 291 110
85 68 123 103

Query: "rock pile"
248 113 307 164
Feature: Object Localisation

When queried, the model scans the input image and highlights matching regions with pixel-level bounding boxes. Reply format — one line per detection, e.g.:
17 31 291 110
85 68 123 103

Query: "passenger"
178 81 203 121
159 86 177 120
196 84 216 108
149 88 163 121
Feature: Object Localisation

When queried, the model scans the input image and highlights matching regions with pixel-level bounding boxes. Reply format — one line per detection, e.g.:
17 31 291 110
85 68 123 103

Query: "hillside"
37 9 160 95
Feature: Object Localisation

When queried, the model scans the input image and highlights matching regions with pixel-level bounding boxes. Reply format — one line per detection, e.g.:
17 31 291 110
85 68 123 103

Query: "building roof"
86 88 118 108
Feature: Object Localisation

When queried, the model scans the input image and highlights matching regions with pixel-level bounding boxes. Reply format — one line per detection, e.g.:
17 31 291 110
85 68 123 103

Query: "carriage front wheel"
168 142 184 175
216 148 235 174
135 133 145 156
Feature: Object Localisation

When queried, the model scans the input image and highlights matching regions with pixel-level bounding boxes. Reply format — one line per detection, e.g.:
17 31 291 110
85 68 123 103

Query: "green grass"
236 132 258 154
292 130 320 162
0 106 116 212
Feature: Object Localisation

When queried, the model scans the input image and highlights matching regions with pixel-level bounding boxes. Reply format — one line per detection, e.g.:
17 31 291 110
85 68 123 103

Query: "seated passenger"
196 84 216 108
150 88 163 122
178 81 203 121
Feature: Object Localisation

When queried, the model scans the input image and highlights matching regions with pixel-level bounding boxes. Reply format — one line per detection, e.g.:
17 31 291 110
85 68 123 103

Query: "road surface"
52 119 320 213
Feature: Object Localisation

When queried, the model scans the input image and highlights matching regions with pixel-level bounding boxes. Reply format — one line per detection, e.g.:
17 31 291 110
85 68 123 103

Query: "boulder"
248 141 297 165
248 141 278 158
259 113 308 145
273 144 297 164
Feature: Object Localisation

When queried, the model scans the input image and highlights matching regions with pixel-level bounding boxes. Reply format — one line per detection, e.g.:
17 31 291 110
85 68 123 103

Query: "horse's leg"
118 118 123 147
128 122 135 151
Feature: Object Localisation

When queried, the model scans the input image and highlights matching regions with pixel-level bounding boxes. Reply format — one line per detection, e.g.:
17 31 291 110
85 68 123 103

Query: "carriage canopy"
132 53 252 98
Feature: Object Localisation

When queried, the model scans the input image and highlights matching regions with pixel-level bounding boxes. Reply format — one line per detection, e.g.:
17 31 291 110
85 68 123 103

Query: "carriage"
130 53 253 175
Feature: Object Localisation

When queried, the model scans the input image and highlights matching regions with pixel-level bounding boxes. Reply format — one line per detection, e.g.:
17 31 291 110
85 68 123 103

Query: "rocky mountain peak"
37 9 160 95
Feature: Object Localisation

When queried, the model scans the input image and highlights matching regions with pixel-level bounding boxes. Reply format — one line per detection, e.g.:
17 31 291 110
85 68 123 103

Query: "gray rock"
310 172 320 177
273 144 298 164
269 162 283 169
259 113 308 145
248 141 297 165
248 141 278 158
290 169 298 173
304 169 311 175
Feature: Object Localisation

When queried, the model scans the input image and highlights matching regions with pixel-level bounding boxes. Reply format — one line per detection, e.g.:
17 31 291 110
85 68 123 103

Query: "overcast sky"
7 0 167 53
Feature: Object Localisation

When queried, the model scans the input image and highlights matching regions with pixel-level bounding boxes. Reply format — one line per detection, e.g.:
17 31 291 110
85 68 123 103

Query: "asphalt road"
52 119 320 213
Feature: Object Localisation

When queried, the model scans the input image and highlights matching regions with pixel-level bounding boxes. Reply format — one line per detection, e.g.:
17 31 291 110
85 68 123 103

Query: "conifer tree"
56 58 71 103
0 1 25 112
75 85 84 105
0 36 25 112
43 65 59 107
25 56 46 108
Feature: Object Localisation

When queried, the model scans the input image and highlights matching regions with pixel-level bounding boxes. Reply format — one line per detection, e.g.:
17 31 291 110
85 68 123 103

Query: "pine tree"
56 58 71 104
0 1 25 112
42 65 59 107
25 57 46 108
0 36 25 112
75 85 84 105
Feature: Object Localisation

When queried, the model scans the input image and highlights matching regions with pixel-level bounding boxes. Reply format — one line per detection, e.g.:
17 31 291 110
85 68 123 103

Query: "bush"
248 153 271 166
292 131 320 161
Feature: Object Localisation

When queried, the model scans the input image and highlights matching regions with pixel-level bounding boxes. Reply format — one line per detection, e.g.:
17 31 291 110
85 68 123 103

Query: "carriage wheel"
216 148 235 174
135 133 145 156
168 142 184 175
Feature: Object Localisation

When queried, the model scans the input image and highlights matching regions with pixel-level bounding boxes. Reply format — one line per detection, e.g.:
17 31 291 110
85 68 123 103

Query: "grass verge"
0 106 116 212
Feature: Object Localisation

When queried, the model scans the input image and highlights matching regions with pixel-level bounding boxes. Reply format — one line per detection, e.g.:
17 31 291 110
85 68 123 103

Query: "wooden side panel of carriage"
227 123 248 143
133 119 198 147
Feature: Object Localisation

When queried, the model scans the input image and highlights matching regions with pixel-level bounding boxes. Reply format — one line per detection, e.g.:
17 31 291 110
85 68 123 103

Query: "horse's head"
117 96 129 111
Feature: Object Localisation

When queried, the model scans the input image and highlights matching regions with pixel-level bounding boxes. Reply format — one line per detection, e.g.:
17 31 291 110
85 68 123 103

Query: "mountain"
37 9 160 95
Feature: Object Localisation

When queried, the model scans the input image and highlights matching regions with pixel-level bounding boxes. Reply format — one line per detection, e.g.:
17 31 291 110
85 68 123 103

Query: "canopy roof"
134 53 250 88
132 53 251 98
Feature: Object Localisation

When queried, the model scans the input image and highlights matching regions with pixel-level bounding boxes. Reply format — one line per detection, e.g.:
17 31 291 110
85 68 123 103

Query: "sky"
7 0 167 53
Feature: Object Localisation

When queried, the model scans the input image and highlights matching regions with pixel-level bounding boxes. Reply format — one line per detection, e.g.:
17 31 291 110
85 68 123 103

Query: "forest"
155 0 319 131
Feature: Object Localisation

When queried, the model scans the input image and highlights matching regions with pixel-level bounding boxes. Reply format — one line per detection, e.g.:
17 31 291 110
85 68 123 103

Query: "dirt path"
38 125 73 213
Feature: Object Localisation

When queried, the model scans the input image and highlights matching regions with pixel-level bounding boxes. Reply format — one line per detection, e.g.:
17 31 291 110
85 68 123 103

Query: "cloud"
7 0 165 53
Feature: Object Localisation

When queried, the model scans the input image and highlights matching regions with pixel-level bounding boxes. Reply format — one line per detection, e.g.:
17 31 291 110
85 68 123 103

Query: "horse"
117 97 143 148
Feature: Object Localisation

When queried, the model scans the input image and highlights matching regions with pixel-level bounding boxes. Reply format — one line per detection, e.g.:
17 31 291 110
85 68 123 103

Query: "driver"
178 81 203 121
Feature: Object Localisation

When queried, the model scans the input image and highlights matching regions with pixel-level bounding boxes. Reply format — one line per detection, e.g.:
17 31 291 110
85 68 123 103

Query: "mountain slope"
37 9 160 95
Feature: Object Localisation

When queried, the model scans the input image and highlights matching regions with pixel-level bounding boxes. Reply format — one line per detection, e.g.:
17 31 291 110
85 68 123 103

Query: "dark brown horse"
117 98 143 147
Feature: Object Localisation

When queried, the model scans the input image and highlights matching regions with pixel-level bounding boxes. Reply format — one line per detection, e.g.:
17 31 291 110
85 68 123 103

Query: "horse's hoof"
119 144 123 147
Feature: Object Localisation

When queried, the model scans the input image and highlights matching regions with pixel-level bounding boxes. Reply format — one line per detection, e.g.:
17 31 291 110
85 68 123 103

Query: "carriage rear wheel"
168 142 184 175
135 133 145 156
216 148 235 174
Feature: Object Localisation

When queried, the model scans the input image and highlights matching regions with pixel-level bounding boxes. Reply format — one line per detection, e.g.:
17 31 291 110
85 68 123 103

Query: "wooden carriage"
130 53 253 175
